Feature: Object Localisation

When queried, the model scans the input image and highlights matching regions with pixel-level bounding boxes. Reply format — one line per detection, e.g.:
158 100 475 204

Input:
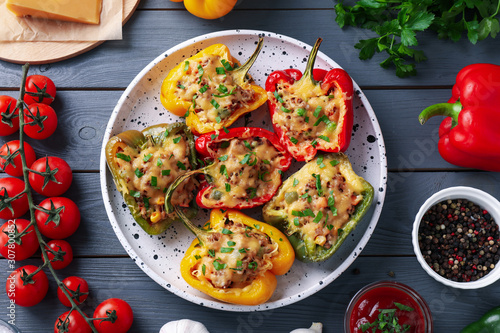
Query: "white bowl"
412 186 500 289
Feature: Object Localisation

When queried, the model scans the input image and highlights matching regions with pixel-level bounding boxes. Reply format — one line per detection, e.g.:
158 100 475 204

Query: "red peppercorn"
483 210 488 215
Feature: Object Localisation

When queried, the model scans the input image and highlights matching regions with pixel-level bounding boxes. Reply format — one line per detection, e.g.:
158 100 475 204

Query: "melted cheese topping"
191 220 277 289
201 137 286 208
113 133 196 223
175 55 256 123
272 155 364 248
269 78 348 160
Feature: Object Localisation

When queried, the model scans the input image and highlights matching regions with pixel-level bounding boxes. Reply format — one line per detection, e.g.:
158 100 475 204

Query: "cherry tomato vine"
1 64 132 332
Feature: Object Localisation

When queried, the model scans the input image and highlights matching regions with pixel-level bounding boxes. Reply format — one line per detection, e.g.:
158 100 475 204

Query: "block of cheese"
6 0 103 25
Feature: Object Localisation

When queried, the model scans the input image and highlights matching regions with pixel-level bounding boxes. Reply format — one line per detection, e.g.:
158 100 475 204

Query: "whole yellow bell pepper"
160 38 267 135
170 0 237 20
173 208 295 305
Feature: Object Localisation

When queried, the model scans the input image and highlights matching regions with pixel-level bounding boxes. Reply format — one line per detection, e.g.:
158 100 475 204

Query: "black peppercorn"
418 199 500 282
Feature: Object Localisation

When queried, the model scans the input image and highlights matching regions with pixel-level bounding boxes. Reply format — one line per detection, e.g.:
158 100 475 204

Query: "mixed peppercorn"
418 199 500 282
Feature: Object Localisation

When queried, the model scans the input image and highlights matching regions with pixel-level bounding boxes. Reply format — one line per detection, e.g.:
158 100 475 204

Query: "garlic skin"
289 322 323 333
159 319 210 333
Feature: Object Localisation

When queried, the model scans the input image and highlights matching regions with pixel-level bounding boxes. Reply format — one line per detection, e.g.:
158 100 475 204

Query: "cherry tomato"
24 75 56 105
44 239 73 270
54 310 92 333
0 95 19 136
29 156 72 196
93 298 133 333
0 140 36 177
57 276 89 307
0 177 29 219
24 103 58 140
0 219 39 261
6 264 48 307
35 197 80 239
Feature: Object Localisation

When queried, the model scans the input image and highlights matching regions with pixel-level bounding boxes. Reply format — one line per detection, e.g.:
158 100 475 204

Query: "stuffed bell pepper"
160 38 267 135
174 207 295 305
265 38 354 162
105 123 198 235
165 127 292 210
263 153 373 262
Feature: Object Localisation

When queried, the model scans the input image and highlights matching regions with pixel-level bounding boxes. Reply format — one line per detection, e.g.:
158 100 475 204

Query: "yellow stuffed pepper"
168 205 295 305
160 38 267 135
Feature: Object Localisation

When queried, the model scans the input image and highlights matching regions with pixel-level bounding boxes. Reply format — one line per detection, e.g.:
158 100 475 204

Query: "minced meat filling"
192 219 278 289
175 54 256 123
269 80 346 159
201 136 286 208
274 157 364 248
113 133 196 223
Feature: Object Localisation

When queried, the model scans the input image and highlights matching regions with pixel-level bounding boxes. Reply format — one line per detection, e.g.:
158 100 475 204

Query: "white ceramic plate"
99 29 387 311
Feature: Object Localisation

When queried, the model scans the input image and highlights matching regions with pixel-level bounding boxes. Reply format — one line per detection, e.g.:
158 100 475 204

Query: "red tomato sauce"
349 286 426 333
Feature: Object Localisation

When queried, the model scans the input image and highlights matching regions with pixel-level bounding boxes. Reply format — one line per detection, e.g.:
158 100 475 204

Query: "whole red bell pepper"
419 63 500 172
165 127 292 211
265 37 354 162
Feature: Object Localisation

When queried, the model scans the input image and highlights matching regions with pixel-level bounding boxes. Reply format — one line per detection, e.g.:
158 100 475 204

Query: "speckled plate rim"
99 29 388 312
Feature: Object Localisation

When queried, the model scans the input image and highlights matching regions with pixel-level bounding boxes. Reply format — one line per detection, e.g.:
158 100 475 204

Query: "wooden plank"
0 256 498 332
0 87 464 172
2 169 498 257
139 0 334 9
0 10 496 88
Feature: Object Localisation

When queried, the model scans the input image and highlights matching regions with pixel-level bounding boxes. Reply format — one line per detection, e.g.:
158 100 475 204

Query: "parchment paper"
0 0 122 41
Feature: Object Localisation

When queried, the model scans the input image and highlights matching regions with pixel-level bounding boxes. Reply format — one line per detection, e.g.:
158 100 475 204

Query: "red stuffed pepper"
166 127 292 210
265 37 354 162
419 63 500 171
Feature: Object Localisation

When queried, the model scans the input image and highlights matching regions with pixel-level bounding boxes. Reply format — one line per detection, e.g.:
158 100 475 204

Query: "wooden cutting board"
0 0 140 64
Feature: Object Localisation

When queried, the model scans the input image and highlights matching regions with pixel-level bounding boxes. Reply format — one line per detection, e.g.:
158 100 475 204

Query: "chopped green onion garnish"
211 99 220 109
281 106 291 113
116 153 131 162
221 228 233 235
162 169 171 176
318 135 330 142
173 137 181 144
129 190 140 198
313 106 322 118
143 153 153 162
177 161 186 170
313 211 323 223
199 84 209 93
296 108 306 116
134 168 144 178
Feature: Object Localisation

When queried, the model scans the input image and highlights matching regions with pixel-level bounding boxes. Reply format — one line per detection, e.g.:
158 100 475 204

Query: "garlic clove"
159 319 210 333
289 322 323 333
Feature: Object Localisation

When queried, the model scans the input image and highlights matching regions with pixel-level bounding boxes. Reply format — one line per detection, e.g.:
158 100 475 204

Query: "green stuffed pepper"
263 153 373 262
105 123 198 235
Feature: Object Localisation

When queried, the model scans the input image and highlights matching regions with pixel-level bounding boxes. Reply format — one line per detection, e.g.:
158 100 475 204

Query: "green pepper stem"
164 164 213 243
418 101 462 127
234 37 264 82
300 37 323 85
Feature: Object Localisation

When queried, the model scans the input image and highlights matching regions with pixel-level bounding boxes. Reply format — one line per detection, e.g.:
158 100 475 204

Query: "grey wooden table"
1 1 500 332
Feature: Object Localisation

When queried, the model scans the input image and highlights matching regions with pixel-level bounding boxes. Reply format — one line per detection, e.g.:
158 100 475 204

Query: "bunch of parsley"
334 0 500 77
